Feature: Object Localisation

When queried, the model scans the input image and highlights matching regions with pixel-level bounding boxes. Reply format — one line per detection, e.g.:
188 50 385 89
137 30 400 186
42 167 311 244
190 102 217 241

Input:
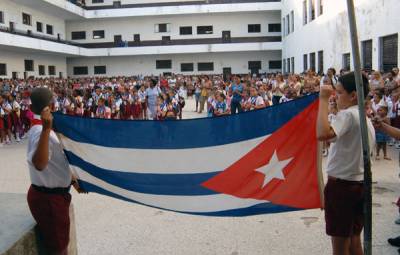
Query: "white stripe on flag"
74 167 267 213
60 134 268 174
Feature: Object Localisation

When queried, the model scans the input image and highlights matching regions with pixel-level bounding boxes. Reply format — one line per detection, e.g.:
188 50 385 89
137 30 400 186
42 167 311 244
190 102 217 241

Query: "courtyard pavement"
1 98 400 254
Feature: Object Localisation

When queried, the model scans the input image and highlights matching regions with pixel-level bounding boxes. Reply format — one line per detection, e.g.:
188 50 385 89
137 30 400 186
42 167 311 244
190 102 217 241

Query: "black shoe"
388 236 400 247
398 248 400 254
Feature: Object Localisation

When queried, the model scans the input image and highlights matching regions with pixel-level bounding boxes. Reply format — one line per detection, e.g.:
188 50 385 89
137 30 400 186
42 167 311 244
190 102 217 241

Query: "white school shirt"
326 105 375 181
27 116 71 188
247 96 264 110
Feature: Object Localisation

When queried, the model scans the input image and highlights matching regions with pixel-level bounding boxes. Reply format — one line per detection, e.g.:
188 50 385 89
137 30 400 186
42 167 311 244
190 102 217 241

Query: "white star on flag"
255 151 294 188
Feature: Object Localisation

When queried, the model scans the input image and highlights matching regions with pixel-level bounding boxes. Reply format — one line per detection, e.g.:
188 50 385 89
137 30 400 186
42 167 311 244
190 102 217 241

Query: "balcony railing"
67 0 280 10
80 36 282 48
0 25 80 47
0 25 281 50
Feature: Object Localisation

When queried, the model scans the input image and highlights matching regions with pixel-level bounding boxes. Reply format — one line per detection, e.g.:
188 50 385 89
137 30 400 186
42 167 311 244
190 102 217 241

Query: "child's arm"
317 85 336 141
32 107 52 171
377 121 400 139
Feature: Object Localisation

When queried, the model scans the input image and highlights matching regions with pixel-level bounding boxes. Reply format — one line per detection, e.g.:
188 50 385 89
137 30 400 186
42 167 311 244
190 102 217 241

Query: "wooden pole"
345 1 373 254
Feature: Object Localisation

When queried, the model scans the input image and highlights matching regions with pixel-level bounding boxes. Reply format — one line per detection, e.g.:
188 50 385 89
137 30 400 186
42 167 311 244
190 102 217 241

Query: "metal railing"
65 0 279 10
0 25 80 47
0 25 281 49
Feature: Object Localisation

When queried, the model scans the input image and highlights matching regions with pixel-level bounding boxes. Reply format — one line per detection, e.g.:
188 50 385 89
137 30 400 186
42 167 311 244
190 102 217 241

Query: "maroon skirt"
131 104 142 118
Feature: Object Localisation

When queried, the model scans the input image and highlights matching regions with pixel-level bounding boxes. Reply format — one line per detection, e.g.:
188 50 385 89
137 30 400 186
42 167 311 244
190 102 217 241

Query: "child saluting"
317 72 375 255
27 87 85 255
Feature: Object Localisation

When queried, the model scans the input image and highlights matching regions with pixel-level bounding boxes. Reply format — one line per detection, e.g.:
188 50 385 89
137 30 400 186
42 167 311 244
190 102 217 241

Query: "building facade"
0 0 398 78
282 0 400 74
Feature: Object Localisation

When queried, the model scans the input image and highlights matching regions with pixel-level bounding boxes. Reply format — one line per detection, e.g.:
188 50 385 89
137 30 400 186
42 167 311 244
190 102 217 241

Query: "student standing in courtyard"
317 72 375 255
27 87 84 255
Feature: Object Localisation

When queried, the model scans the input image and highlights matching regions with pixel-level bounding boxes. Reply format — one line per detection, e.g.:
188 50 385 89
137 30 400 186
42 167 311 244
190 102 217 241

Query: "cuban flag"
53 94 323 217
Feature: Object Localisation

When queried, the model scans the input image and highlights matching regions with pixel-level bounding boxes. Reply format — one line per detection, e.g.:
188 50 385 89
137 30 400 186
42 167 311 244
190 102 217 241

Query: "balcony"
66 0 280 10
0 26 282 57
78 36 281 48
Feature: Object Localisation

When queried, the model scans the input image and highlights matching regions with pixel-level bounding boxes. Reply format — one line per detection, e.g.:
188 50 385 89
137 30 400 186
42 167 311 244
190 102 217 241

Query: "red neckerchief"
31 119 42 127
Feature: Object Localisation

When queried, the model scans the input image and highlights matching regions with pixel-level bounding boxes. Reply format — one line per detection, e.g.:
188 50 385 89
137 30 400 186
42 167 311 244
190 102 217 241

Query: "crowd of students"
1 67 400 147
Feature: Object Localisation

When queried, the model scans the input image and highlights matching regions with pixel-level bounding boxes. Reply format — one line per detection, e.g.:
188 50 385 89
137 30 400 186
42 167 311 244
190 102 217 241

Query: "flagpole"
317 142 325 209
345 1 372 254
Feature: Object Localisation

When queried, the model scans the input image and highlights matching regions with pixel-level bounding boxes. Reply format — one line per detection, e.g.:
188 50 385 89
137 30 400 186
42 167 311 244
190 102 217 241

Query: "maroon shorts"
324 177 364 237
27 185 71 254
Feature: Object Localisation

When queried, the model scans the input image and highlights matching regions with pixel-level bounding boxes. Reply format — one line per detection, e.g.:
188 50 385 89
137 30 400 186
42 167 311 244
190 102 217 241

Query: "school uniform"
27 116 72 254
247 96 264 110
324 105 375 237
2 101 12 130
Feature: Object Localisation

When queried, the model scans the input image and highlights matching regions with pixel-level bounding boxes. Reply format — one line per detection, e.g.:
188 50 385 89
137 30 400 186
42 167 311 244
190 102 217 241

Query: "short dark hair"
150 78 158 86
338 72 369 99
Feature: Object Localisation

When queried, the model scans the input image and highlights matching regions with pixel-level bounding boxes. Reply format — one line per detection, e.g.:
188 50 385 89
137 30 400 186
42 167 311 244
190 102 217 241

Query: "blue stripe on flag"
78 180 302 217
54 94 318 149
65 150 219 196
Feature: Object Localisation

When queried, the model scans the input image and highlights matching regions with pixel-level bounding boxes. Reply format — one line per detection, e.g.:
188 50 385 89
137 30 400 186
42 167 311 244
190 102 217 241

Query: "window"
22 13 31 26
93 30 105 39
269 60 282 69
283 59 286 73
303 1 308 25
290 11 294 33
319 0 324 16
282 18 285 36
268 24 281 33
248 24 261 33
156 60 172 69
71 31 86 40
291 57 295 73
286 14 290 35
361 40 372 71
39 65 45 76
94 66 106 74
310 52 316 71
197 26 213 35
381 34 398 72
0 64 6 76
179 26 192 35
287 58 290 73
48 66 56 75
343 53 351 71
24 60 34 71
46 24 53 35
154 23 170 33
73 66 88 75
181 63 194 72
311 0 316 21
198 62 214 71
318 50 324 74
36 22 42 32
303 54 308 72
92 0 104 3
248 61 262 70
0 11 4 24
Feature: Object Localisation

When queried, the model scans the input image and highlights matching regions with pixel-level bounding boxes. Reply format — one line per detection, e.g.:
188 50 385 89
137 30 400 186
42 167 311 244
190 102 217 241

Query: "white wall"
0 50 67 78
66 12 281 42
282 0 400 73
66 51 282 77
0 0 67 40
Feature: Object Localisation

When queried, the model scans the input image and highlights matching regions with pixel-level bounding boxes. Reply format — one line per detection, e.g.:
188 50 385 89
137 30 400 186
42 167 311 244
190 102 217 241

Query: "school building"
0 0 398 78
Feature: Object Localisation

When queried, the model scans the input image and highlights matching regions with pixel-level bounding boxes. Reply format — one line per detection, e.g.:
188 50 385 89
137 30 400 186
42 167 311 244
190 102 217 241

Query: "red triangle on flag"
202 100 322 209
